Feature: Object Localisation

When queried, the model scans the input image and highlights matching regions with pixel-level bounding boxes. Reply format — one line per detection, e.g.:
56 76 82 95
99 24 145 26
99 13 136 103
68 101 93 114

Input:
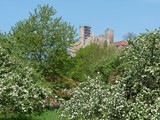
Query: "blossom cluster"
0 46 51 114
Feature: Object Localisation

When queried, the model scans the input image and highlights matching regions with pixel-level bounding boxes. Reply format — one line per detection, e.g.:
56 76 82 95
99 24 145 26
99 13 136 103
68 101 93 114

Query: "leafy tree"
0 45 51 115
71 43 122 82
70 43 100 81
9 4 76 77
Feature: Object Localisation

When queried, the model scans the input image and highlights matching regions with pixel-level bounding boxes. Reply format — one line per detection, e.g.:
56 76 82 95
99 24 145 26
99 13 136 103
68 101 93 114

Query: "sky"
0 0 160 41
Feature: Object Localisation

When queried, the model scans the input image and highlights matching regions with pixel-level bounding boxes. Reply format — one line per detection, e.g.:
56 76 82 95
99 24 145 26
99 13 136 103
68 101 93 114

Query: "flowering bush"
109 29 160 119
125 87 160 119
0 46 51 115
59 29 160 120
119 29 160 119
122 29 160 94
59 76 108 120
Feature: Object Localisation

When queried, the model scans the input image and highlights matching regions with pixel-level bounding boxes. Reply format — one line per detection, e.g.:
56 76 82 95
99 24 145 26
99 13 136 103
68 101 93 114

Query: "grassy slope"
0 110 59 120
31 110 59 120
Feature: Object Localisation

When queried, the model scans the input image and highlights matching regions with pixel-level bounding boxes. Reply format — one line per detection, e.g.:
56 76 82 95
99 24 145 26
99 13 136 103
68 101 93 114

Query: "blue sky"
0 0 160 41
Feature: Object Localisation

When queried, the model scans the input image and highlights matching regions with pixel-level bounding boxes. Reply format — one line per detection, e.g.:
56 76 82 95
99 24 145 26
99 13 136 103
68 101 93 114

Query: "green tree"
9 4 76 77
71 43 122 82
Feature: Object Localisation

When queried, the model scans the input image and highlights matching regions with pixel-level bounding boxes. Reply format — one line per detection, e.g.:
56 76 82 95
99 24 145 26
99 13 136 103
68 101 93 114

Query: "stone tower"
105 29 114 46
79 26 91 47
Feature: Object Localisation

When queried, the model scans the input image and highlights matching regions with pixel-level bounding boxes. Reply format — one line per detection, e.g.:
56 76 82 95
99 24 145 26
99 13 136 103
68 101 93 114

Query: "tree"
122 29 160 98
0 45 51 115
70 43 121 82
123 32 137 41
9 4 76 77
118 29 160 119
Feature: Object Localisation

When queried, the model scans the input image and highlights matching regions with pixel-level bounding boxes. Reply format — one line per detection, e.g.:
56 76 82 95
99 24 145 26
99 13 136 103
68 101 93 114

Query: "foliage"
45 76 79 100
59 29 160 119
0 110 60 120
92 48 124 83
0 32 4 39
9 4 76 77
70 43 99 81
0 45 51 115
116 29 160 119
59 76 110 120
122 29 160 99
109 29 160 119
59 75 128 120
0 32 8 49
70 43 121 82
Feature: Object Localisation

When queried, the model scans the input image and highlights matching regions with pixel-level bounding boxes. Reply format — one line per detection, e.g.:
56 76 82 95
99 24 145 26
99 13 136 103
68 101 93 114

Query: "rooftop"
114 40 128 46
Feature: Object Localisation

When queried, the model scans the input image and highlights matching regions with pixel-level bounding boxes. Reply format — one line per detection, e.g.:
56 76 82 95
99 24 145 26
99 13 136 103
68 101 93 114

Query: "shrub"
117 29 160 119
121 29 160 99
59 75 108 120
59 75 129 120
0 45 51 115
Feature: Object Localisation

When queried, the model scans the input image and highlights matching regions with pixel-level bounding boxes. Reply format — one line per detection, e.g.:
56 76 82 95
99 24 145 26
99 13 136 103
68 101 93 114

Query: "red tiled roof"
114 40 128 46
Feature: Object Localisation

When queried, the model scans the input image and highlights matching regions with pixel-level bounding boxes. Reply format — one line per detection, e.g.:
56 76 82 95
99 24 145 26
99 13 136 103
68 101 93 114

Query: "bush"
121 29 160 99
59 75 109 120
109 29 160 119
117 29 160 119
0 45 51 115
